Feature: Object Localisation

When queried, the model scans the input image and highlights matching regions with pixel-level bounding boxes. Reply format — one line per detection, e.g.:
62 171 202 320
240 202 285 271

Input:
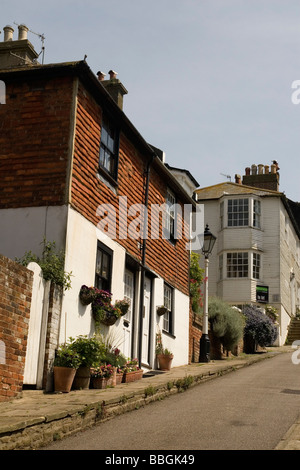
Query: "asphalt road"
45 352 300 450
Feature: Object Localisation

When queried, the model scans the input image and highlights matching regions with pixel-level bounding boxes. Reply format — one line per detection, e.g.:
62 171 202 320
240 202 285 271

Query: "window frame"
98 116 120 182
227 198 249 227
226 252 249 278
95 241 113 292
163 283 174 334
164 188 177 243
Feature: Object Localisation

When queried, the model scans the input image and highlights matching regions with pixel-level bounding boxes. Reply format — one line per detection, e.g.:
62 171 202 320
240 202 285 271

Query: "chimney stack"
242 162 280 191
0 23 39 69
100 69 128 110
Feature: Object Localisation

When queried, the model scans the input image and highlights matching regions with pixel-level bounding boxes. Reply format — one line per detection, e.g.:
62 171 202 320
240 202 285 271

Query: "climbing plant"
189 252 204 314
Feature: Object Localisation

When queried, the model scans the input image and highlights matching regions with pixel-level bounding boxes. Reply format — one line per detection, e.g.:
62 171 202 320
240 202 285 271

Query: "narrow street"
45 352 300 450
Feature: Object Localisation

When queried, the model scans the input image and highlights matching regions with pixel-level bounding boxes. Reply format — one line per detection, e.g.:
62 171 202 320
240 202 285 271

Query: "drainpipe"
138 155 154 367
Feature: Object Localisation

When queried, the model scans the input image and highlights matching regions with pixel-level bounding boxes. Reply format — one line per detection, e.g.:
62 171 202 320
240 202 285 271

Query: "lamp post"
199 224 216 363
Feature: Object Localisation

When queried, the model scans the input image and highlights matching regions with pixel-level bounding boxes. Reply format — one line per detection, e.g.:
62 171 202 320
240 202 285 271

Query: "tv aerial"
220 173 231 181
13 22 45 64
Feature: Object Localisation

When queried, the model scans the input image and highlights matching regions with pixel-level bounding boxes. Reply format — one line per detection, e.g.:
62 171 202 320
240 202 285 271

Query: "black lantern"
202 224 216 258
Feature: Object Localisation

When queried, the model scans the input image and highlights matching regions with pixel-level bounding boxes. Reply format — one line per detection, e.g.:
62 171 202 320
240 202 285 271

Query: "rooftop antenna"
220 173 231 182
13 22 45 64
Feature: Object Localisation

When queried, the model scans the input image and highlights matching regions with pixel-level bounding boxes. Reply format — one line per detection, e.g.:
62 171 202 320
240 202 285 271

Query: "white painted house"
195 163 300 346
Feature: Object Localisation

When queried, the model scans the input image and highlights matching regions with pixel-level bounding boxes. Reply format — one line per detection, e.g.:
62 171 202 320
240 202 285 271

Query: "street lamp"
199 224 217 363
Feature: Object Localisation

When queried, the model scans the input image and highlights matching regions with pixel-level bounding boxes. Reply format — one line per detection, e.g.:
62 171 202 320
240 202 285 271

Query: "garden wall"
0 254 33 402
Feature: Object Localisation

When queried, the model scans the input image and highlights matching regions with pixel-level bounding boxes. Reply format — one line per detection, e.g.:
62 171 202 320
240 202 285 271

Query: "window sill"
162 330 176 340
97 167 118 193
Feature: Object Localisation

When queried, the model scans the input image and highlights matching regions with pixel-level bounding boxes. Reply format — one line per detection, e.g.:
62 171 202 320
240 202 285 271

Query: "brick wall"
0 74 74 208
189 308 202 363
0 254 33 402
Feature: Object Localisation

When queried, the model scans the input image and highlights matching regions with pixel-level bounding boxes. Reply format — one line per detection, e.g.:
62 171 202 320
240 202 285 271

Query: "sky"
2 0 300 201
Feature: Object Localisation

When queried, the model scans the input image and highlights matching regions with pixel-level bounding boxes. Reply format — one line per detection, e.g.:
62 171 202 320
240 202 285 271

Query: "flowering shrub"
189 252 204 314
122 358 140 372
243 304 278 351
91 364 114 378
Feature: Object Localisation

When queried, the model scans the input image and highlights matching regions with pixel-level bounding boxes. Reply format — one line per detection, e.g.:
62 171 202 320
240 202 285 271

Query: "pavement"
0 345 299 450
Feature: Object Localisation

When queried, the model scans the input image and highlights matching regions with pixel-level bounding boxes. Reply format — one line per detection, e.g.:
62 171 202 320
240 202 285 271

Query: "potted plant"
157 305 168 316
69 335 104 389
91 364 115 389
92 290 121 326
53 342 82 393
155 331 173 371
121 358 143 383
79 285 96 305
114 299 130 316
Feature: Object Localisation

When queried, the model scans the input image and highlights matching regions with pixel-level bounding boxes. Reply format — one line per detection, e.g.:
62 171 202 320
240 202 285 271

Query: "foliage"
208 297 245 352
122 358 140 372
189 252 204 314
265 305 279 324
91 289 129 326
68 335 104 367
243 304 278 348
155 330 173 356
53 342 82 369
91 364 114 378
16 239 72 290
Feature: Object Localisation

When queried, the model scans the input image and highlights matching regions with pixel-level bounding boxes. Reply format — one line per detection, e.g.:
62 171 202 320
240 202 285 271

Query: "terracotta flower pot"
53 366 77 393
92 376 113 389
157 354 174 371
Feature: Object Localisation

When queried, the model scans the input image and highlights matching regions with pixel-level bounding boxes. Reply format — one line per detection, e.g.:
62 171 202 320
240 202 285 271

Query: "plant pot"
116 372 123 384
92 376 113 389
122 369 143 383
157 354 174 371
53 366 77 393
72 365 91 390
79 287 95 305
157 306 168 316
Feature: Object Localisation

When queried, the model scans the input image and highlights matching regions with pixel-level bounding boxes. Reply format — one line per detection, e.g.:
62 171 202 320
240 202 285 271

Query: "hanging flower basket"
157 306 168 316
79 285 95 305
114 299 130 316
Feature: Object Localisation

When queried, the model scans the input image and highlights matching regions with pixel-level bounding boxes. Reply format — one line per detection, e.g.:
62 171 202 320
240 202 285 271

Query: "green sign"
256 285 269 303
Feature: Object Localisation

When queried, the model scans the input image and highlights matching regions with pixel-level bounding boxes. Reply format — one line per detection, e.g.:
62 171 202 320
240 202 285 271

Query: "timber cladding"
0 254 33 402
71 82 190 295
0 75 73 208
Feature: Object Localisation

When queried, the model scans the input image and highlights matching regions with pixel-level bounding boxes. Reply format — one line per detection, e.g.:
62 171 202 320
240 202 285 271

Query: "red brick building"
0 25 198 378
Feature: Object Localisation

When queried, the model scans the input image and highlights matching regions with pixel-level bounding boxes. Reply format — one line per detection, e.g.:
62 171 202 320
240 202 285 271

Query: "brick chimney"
242 161 280 191
0 24 39 69
98 69 128 110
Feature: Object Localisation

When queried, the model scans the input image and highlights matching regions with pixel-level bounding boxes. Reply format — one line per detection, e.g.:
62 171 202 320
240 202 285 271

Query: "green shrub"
243 304 278 351
208 297 245 352
189 252 204 314
16 239 72 290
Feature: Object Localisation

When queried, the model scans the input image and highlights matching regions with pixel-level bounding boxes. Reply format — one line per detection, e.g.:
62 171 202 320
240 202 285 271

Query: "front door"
142 276 151 365
123 269 134 359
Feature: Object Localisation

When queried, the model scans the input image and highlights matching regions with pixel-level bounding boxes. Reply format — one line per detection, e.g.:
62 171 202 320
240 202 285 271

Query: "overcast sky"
2 0 300 201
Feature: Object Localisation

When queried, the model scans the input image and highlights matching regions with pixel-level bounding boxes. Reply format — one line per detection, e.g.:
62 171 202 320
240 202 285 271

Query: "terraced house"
0 24 198 388
195 163 300 346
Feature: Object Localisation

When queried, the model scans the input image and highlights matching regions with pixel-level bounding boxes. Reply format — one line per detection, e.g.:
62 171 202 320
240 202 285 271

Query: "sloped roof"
195 181 283 200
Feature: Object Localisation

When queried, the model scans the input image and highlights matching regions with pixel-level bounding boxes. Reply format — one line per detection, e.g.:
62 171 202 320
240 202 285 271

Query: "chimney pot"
3 25 14 42
235 174 242 184
258 164 264 175
18 24 28 40
97 71 106 81
264 165 269 174
109 70 118 80
245 167 251 176
251 164 257 175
